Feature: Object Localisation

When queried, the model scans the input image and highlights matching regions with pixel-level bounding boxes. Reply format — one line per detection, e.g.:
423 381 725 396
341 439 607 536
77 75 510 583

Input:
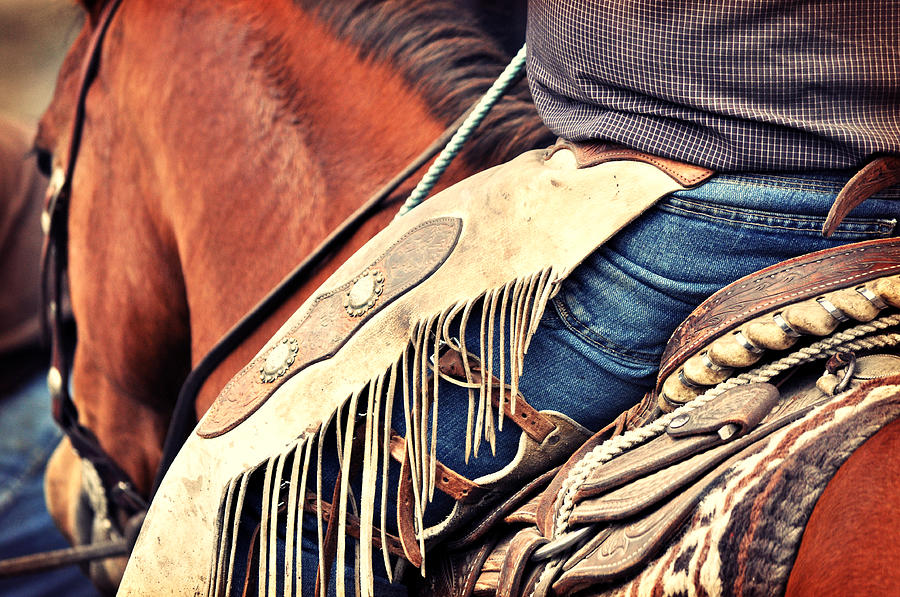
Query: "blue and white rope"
395 44 528 218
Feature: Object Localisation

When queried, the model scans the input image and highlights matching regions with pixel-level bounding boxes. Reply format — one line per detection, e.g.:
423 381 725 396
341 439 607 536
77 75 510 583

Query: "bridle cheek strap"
41 0 147 522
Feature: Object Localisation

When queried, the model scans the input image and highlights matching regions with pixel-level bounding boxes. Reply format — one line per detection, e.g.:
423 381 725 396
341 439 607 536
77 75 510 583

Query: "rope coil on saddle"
536 309 900 566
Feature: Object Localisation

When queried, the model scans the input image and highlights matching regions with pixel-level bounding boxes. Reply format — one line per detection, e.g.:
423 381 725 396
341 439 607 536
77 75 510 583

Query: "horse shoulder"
786 417 900 595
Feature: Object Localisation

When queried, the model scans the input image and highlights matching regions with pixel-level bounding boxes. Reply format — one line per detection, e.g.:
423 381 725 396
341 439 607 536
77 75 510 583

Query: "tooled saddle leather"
417 237 900 597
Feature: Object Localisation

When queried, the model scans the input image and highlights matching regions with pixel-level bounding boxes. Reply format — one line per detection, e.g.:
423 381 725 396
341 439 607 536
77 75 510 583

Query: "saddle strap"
393 347 588 567
437 347 559 444
497 528 547 597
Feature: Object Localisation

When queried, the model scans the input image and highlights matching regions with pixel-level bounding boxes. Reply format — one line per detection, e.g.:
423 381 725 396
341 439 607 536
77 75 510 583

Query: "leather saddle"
416 237 900 597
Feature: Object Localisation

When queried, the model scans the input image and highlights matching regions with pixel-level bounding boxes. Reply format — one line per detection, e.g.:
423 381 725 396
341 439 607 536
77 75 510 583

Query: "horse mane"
290 0 554 165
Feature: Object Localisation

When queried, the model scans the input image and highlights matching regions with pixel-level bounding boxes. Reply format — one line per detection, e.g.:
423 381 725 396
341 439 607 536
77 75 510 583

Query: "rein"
0 0 525 578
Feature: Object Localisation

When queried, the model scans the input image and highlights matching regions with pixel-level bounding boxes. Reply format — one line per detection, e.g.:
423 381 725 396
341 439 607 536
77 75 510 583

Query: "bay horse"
32 0 900 594
33 0 548 587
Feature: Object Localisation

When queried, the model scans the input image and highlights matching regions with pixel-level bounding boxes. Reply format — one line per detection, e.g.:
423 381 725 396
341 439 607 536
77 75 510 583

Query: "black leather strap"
41 0 146 521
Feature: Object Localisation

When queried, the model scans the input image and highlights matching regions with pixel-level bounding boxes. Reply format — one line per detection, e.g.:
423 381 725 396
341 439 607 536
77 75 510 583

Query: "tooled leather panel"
573 429 720 501
497 527 548 597
574 385 778 502
551 457 733 594
198 217 462 437
503 490 543 526
666 383 779 438
657 238 900 394
474 533 515 596
556 374 900 594
554 421 807 594
567 386 809 525
554 380 835 594
569 439 733 525
546 139 715 188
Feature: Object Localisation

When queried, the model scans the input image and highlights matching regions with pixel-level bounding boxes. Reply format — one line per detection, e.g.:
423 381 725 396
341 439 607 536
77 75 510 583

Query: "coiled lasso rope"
395 44 528 218
550 312 900 541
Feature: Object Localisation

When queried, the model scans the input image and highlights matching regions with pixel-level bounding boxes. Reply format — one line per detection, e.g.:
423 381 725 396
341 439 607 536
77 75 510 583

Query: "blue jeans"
0 373 99 597
247 171 899 595
430 171 899 478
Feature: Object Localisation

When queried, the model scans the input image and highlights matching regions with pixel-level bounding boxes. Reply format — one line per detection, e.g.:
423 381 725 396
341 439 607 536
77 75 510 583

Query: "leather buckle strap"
823 155 900 237
436 347 557 443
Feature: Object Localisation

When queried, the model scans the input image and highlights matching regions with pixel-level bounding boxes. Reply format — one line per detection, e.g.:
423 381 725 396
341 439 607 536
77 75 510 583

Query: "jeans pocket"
551 175 900 375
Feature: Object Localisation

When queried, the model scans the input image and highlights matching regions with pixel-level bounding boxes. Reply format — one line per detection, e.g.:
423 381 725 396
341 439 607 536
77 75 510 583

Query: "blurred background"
0 2 100 596
1 0 82 124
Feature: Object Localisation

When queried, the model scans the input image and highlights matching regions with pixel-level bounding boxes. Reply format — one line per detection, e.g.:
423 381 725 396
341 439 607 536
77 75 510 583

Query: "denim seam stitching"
707 176 900 198
551 296 661 364
710 178 843 193
665 196 896 225
659 202 896 236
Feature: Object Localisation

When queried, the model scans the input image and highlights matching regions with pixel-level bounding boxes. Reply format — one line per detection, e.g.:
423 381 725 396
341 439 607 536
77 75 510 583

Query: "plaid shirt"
527 0 900 172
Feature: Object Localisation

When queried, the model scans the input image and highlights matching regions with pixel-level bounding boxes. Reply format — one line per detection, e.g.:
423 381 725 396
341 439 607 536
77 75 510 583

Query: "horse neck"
119 0 511 415
57 0 543 493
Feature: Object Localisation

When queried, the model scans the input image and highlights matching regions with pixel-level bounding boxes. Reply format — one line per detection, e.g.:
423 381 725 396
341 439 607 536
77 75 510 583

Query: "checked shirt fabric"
527 0 900 172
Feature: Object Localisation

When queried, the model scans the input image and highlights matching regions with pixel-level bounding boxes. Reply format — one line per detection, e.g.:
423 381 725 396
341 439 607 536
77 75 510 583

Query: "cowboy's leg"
221 170 899 596
429 170 899 478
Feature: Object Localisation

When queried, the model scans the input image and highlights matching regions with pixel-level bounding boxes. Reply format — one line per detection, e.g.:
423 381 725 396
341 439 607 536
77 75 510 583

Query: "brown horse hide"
34 0 550 590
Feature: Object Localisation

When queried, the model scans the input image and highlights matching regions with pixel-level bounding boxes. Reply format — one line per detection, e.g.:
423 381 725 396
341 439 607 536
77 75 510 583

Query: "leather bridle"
41 0 146 530
0 0 139 578
1 0 518 577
